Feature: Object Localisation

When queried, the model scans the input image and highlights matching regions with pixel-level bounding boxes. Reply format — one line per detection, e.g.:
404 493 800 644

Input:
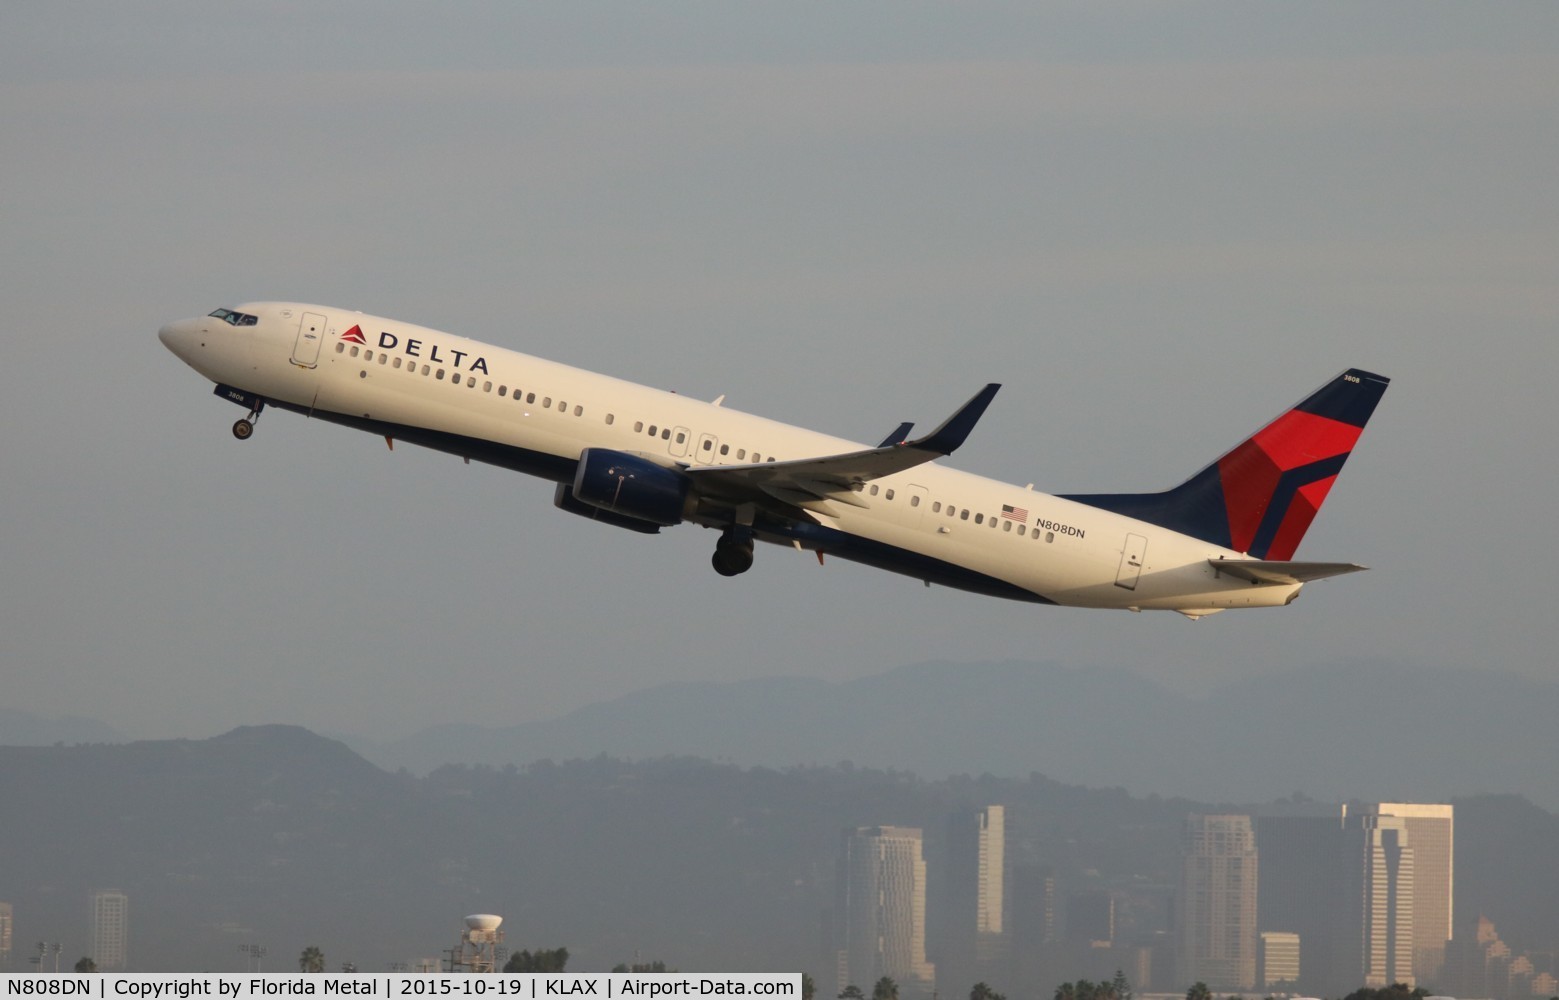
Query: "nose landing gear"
230 398 265 440
711 527 755 577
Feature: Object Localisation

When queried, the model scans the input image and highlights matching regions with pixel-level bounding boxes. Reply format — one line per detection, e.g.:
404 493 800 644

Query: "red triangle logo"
341 325 367 344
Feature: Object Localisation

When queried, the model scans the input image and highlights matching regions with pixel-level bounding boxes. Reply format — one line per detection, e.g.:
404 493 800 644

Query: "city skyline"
2 725 1551 994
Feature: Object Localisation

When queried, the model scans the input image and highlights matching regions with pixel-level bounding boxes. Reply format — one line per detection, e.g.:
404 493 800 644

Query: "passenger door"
291 311 328 368
1115 532 1148 590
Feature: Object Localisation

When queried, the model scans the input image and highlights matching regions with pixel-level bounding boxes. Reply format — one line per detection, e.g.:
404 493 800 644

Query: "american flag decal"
1001 504 1028 522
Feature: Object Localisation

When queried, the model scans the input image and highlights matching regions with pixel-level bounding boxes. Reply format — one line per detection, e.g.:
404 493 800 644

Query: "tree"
1341 987 1428 1000
1185 984 1211 1000
1110 971 1132 1000
802 974 815 1000
504 948 570 973
872 979 899 1000
969 983 1006 1000
299 946 325 973
73 957 97 973
838 986 865 1000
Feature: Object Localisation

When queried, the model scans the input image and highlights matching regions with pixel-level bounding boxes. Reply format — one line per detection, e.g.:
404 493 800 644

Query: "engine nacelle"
569 448 691 528
553 483 664 534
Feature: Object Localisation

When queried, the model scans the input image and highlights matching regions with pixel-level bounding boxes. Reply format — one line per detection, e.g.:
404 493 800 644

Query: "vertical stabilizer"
1062 369 1389 559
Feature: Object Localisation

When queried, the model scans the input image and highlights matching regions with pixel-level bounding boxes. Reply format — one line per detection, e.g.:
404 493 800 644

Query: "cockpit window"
208 308 259 326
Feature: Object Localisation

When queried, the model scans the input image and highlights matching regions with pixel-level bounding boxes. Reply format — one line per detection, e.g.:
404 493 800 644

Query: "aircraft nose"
158 316 199 359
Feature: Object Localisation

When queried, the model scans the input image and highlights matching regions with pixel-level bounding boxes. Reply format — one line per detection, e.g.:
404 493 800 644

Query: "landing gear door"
1115 533 1147 590
292 312 328 368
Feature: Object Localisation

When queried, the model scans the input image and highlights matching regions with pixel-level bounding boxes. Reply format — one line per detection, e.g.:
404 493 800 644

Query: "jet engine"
564 448 691 529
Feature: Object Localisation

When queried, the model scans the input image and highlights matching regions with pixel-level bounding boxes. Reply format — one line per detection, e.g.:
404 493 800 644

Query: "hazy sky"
3 3 1558 743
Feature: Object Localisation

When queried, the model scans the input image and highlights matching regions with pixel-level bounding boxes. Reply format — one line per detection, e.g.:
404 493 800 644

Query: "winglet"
907 384 1001 456
877 422 915 448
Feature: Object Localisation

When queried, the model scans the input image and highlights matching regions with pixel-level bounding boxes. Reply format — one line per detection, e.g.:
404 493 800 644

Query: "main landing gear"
711 526 755 577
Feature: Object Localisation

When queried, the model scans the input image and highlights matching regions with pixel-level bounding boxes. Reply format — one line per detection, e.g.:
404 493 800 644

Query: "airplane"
158 303 1389 618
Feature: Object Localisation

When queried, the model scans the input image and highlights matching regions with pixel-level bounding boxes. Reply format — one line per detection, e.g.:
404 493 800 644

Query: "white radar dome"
465 914 503 932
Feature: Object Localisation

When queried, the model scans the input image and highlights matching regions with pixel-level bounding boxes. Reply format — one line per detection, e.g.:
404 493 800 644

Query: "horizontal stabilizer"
1209 558 1368 585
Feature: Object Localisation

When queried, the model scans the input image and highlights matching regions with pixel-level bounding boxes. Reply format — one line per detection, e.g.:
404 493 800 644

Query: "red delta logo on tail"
1061 369 1390 561
1219 408 1366 560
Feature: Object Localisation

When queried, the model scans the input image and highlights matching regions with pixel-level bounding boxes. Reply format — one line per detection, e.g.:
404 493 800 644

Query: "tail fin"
1062 369 1389 559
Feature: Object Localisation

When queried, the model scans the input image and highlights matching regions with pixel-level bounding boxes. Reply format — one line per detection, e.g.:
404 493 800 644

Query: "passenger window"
605 414 615 426
543 397 551 407
932 501 941 513
886 489 895 501
974 513 983 524
1002 520 1011 531
947 506 956 517
364 350 373 362
436 369 445 380
499 386 507 396
635 421 644 433
960 510 970 521
675 431 686 444
1018 525 1026 536
737 449 746 460
648 425 658 436
719 444 729 456
702 440 712 451
393 357 402 369
752 453 761 462
527 393 536 404
421 365 430 375
869 485 880 496
335 343 345 354
466 377 475 387
661 428 671 440
557 400 566 410
379 354 387 365
910 495 920 507
574 405 583 416
483 381 492 392
350 346 360 358
1046 531 1055 543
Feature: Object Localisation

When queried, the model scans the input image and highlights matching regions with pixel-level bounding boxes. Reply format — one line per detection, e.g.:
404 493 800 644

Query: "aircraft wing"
1209 559 1368 585
685 384 999 514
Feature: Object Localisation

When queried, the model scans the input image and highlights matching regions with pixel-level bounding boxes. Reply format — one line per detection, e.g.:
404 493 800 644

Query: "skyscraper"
1007 864 1056 996
1256 807 1350 994
1178 814 1258 990
0 902 12 970
1370 803 1453 982
836 827 936 1000
942 805 1006 989
91 890 129 971
1346 813 1415 987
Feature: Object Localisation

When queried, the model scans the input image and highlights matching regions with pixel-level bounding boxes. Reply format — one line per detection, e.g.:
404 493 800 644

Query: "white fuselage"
158 302 1303 614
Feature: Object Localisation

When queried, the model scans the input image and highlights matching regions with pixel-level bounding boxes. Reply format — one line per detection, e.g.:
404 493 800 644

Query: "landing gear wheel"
711 529 755 577
232 419 254 440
